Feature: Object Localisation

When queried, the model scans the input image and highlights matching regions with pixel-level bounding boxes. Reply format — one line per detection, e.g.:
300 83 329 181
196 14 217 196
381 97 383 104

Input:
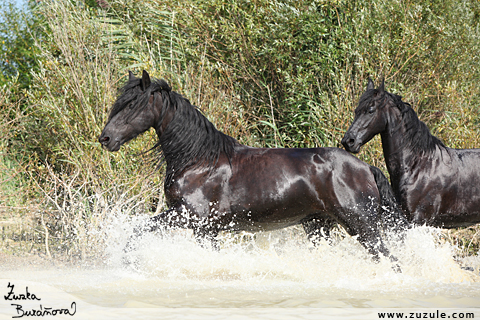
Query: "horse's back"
232 146 380 207
233 145 373 177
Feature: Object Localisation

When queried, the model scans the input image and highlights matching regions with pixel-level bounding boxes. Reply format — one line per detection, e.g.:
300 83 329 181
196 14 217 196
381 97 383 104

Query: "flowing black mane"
157 85 239 186
387 92 445 155
110 76 239 186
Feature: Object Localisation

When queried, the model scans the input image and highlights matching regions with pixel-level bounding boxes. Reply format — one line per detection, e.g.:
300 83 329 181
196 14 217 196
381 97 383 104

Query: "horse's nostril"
348 138 355 146
99 135 110 144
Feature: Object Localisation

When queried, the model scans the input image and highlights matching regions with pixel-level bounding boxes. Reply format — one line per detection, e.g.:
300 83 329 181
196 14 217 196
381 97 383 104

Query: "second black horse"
342 79 480 228
99 71 405 261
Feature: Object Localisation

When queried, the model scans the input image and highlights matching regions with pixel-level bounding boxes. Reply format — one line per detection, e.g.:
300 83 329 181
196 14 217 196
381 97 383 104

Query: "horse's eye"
367 106 375 114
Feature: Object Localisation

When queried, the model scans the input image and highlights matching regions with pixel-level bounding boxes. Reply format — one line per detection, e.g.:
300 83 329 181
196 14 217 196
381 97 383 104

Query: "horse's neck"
381 133 406 178
380 107 417 187
381 103 446 186
155 100 236 183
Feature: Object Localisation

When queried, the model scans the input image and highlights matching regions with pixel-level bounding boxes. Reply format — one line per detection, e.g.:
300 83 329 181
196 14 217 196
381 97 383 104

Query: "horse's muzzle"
341 132 361 154
98 133 120 151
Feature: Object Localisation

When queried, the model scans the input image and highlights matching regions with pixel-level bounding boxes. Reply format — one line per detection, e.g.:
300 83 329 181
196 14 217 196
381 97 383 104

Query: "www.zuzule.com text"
378 310 474 319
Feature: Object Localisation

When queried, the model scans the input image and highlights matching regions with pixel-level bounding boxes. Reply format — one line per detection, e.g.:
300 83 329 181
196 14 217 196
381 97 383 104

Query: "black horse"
342 79 480 228
99 71 404 261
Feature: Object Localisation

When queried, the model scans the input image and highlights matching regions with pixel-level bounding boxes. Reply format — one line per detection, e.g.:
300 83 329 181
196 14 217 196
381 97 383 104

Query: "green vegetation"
0 0 43 92
0 0 479 261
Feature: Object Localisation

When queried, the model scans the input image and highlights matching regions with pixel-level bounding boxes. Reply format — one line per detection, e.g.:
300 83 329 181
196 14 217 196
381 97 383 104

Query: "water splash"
2 210 479 309
103 211 479 290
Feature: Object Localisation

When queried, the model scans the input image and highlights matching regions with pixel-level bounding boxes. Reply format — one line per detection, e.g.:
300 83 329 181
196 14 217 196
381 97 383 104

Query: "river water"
1 217 479 319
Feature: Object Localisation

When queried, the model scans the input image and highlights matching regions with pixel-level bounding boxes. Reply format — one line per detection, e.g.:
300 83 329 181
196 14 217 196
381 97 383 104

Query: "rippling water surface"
1 215 479 319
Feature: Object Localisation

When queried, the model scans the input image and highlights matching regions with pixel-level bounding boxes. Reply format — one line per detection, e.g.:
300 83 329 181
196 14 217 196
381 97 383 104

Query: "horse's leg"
340 206 399 268
357 226 401 273
368 165 409 236
301 215 337 246
193 225 220 251
124 208 176 253
355 225 390 261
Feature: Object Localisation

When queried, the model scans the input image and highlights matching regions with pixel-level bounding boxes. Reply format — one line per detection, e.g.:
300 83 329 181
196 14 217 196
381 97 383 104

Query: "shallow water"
1 216 479 319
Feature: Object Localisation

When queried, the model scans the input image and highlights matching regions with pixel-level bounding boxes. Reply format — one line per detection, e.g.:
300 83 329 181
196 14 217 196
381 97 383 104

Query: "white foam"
102 212 479 291
4 210 478 309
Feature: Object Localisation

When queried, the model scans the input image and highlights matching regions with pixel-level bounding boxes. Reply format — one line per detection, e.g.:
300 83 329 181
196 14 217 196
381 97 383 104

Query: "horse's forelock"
356 88 381 112
108 77 172 121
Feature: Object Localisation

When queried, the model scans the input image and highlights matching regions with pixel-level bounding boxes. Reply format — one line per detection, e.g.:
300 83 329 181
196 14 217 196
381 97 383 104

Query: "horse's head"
99 70 167 151
342 78 390 153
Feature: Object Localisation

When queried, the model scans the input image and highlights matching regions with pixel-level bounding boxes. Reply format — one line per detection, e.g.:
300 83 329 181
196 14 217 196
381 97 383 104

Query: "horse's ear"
367 78 375 91
141 70 151 90
128 70 135 81
378 78 385 93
